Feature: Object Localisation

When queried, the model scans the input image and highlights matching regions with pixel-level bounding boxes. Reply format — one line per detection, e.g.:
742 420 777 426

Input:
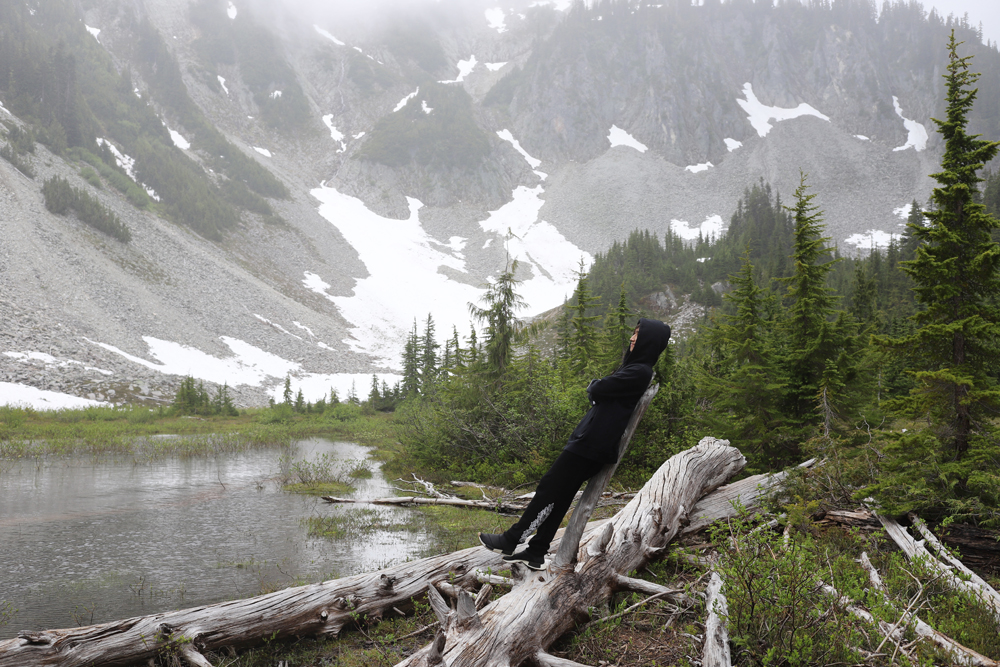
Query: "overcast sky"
912 0 999 46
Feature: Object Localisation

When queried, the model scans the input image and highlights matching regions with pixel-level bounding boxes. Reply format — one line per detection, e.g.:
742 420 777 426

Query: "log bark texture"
0 440 747 667
396 438 746 667
702 572 731 667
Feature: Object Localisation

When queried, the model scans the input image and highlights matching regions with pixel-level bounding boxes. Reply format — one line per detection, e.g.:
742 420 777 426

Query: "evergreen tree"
294 389 305 413
568 260 601 375
781 175 845 431
420 313 439 392
892 32 1000 459
468 259 528 379
369 374 381 408
601 283 633 370
402 319 421 396
282 375 293 405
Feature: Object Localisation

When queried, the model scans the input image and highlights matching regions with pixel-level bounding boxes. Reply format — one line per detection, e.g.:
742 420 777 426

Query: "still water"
0 439 431 638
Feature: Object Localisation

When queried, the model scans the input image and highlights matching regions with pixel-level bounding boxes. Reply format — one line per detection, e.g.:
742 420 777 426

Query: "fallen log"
395 438 746 667
702 571 731 667
858 552 998 667
0 439 753 667
321 495 528 513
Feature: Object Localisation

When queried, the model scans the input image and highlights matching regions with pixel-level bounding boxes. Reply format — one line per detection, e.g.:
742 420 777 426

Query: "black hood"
622 318 671 367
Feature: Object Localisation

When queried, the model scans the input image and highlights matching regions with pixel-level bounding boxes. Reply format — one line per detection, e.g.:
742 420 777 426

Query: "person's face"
629 326 639 351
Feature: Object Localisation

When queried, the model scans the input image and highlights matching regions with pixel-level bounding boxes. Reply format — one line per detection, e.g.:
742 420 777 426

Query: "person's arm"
587 364 652 400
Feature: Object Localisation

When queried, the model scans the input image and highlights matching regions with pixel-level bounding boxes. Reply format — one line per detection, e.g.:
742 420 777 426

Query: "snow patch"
293 322 316 338
485 62 508 71
894 203 913 220
421 100 434 114
168 129 190 150
891 97 928 152
89 336 298 387
322 115 348 152
5 350 113 376
85 25 100 41
217 76 229 95
0 383 109 410
353 46 363 54
607 125 648 152
497 129 541 168
844 229 900 250
313 25 345 46
529 0 573 10
737 82 830 137
670 215 726 241
477 185 592 315
724 138 743 152
534 170 548 181
97 138 158 200
485 8 507 33
0 99 10 116
308 190 480 366
855 135 870 141
394 88 419 112
685 162 714 173
439 56 477 84
353 132 365 139
253 146 272 157
270 90 282 99
483 239 492 249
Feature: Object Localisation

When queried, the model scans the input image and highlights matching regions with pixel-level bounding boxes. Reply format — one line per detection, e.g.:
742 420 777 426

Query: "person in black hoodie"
479 318 672 570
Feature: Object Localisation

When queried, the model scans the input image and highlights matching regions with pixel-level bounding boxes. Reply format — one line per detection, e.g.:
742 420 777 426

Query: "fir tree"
601 283 633 370
294 389 304 413
468 259 528 378
420 313 439 392
369 374 381 409
568 260 601 375
893 32 1000 459
402 319 421 396
282 375 293 405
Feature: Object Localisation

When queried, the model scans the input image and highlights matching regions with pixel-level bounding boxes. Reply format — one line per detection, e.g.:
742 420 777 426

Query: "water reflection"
0 439 430 637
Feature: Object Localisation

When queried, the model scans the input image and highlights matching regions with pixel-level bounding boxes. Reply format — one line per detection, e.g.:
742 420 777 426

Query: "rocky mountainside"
1 0 997 407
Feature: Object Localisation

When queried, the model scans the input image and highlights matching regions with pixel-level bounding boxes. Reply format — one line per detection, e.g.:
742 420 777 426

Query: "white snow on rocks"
322 115 348 152
894 203 913 220
168 129 190 150
685 162 714 173
270 90 282 99
440 56 477 84
353 132 365 139
607 125 648 152
309 189 480 366
394 88 419 112
5 350 113 376
0 382 108 410
670 215 726 241
485 8 507 33
844 229 899 250
497 129 541 168
96 138 159 200
855 135 870 141
227 2 237 19
314 25 345 46
477 185 591 313
0 98 11 115
253 314 303 340
253 146 272 157
85 25 101 41
530 0 573 10
737 82 830 137
422 100 434 114
90 336 298 387
724 138 743 152
891 97 928 152
485 62 508 71
309 182 587 368
217 76 229 95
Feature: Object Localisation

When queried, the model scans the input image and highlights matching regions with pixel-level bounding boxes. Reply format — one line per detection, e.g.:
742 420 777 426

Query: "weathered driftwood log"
873 511 1000 626
321 495 529 513
858 552 998 667
0 439 752 667
702 571 731 667
395 439 746 667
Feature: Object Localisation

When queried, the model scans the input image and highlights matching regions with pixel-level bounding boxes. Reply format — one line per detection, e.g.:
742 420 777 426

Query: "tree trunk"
0 440 748 667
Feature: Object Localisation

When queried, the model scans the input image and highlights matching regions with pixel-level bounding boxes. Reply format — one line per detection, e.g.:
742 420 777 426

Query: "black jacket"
564 318 672 463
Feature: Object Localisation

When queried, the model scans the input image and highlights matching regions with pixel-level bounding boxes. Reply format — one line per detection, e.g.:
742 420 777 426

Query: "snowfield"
313 25 345 46
497 129 542 168
892 97 929 152
168 129 190 150
844 229 900 250
486 8 507 33
607 125 648 152
724 138 743 152
440 56 477 84
685 162 714 173
0 383 108 410
670 215 726 241
737 82 830 137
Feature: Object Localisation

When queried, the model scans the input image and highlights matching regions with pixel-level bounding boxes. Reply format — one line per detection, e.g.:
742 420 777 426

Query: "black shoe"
479 532 516 556
503 551 546 571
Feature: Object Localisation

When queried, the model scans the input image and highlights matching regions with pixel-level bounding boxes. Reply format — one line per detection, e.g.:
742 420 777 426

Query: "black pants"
502 450 604 556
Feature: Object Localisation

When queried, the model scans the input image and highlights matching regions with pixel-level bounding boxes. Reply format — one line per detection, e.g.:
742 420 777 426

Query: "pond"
0 438 433 638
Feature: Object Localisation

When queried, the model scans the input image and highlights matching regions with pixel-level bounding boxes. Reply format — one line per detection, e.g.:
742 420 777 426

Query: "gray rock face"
2 0 993 406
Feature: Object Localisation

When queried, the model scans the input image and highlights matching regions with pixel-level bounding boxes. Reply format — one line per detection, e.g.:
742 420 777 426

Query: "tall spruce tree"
601 283 633 371
568 260 601 375
469 259 528 378
893 32 1000 459
402 319 421 396
420 313 439 392
781 175 845 431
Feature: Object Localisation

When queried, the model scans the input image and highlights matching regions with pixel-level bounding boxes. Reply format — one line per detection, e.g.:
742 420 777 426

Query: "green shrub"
42 175 132 242
79 165 101 188
1 143 35 178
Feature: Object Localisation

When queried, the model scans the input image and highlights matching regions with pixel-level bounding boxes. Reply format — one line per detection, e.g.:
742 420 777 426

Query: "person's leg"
502 450 603 556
